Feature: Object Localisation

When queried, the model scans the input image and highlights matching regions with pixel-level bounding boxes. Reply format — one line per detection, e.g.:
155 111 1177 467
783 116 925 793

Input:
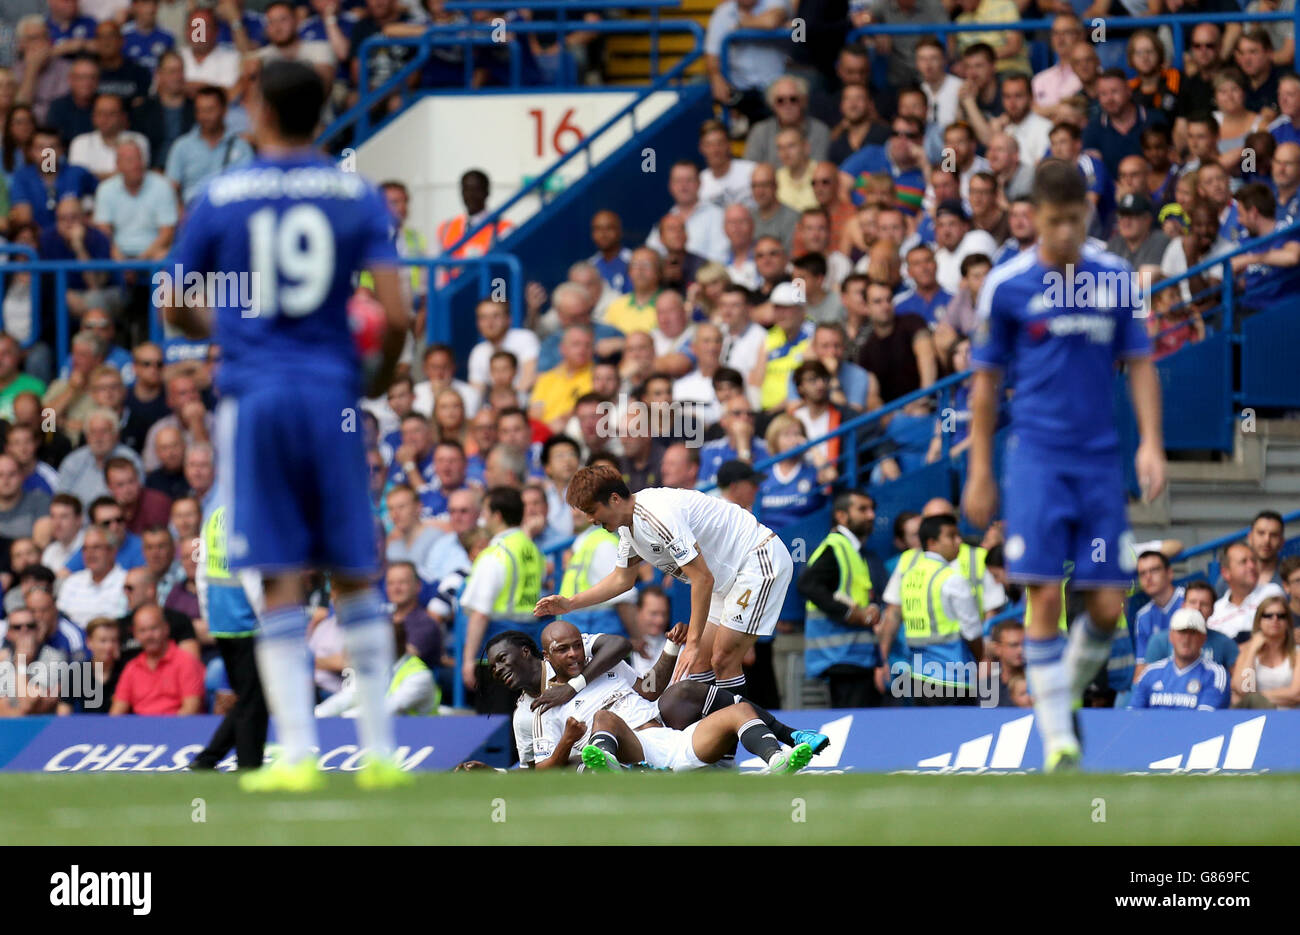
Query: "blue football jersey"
167 152 398 400
121 25 175 70
971 242 1151 456
758 462 825 530
1130 656 1230 710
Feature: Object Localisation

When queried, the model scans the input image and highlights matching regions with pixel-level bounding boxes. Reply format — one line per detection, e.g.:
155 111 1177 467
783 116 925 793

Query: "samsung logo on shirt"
207 168 366 205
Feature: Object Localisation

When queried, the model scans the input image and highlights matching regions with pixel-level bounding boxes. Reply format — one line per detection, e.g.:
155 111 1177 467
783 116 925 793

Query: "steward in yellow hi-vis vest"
879 514 985 705
798 491 887 707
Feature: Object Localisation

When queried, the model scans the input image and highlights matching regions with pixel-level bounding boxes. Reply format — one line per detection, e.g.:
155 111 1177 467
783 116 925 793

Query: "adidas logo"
1146 716 1265 772
912 715 1034 773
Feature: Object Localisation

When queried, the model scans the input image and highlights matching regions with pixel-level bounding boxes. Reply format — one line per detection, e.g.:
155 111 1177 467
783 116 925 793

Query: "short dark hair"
541 434 580 467
89 496 120 523
103 455 138 481
486 486 524 527
490 349 519 370
1253 509 1285 530
1184 579 1218 603
1137 549 1170 569
832 488 873 519
1280 555 1300 582
194 84 227 108
712 367 744 391
960 252 992 276
962 42 996 63
1236 182 1276 218
637 584 669 609
985 544 1003 568
893 510 919 544
918 513 958 550
991 619 1023 642
51 493 83 516
1033 158 1087 206
792 252 827 277
793 358 831 388
257 60 325 142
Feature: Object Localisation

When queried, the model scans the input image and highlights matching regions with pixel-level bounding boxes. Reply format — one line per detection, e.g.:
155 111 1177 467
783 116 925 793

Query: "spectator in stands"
538 434 579 536
131 50 193 172
141 372 211 473
858 278 936 406
256 0 335 90
1210 541 1287 642
164 85 252 205
1109 192 1171 266
826 80 886 166
8 424 57 495
180 8 240 93
122 342 165 451
1271 140 1300 223
840 115 928 217
914 38 961 142
182 442 213 509
169 495 200 545
645 160 727 264
57 524 126 626
721 203 760 289
414 343 481 419
94 138 177 263
750 161 799 251
531 326 594 433
0 452 48 538
1131 608 1231 710
1248 509 1286 587
42 337 105 441
747 74 830 168
672 322 725 427
699 117 756 209
122 0 176 71
933 199 998 294
47 54 97 145
703 0 788 122
659 442 700 491
1281 555 1300 624
13 16 70 123
700 396 766 485
752 280 812 411
0 606 60 716
934 254 990 357
1031 14 1084 114
1085 69 1167 179
58 616 120 714
423 439 468 521
467 299 538 398
106 455 169 536
494 408 542 478
1214 69 1265 171
805 165 857 257
62 494 146 574
540 283 623 375
385 483 439 572
967 170 1008 244
118 563 197 657
651 290 695 371
792 209 850 290
39 196 116 322
38 492 83 574
619 405 662 492
1236 29 1280 113
143 425 187 500
587 212 632 296
774 126 817 212
385 560 443 672
1133 550 1186 663
93 21 151 110
434 169 513 269
985 619 1025 707
603 247 662 336
387 412 433 491
897 244 952 326
656 213 709 293
109 604 204 715
715 284 765 385
790 358 846 468
1233 182 1300 312
140 524 182 605
0 338 44 425
9 126 96 231
1232 596 1300 707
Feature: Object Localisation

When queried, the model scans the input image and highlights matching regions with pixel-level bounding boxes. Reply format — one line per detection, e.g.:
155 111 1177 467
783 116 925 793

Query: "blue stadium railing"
0 253 523 369
317 6 688 151
719 8 1300 99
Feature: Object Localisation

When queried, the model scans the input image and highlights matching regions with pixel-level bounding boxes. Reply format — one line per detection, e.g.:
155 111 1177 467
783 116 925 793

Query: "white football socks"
1024 634 1076 754
255 605 317 766
337 590 395 762
1064 613 1116 701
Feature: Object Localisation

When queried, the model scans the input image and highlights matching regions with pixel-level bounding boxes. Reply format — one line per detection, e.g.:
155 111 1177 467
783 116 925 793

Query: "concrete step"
1265 444 1300 469
1165 495 1286 523
1261 473 1300 495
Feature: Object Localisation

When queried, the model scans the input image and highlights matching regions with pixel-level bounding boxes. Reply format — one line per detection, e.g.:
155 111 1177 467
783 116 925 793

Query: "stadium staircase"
603 0 714 85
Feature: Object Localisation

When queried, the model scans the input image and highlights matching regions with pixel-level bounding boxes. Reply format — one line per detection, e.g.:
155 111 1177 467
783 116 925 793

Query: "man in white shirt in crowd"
466 299 539 397
56 525 128 627
1209 541 1286 641
69 92 151 180
699 118 756 209
39 493 86 575
672 322 726 428
645 160 728 263
717 284 767 391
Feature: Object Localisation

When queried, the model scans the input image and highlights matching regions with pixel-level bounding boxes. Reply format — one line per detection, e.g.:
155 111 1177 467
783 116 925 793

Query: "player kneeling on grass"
490 620 823 770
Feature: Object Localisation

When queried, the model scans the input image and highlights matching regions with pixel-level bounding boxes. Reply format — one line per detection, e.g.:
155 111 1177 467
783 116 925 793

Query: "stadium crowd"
0 0 1297 721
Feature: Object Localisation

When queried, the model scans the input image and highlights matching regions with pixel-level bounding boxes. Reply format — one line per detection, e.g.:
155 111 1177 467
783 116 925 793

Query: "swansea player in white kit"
536 464 794 699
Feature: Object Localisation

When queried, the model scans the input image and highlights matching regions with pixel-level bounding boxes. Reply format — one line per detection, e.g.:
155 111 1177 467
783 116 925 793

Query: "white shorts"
707 534 792 638
635 722 706 771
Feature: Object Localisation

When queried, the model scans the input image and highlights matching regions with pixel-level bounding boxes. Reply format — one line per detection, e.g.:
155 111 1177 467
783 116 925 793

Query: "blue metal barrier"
319 15 698 151
0 254 522 371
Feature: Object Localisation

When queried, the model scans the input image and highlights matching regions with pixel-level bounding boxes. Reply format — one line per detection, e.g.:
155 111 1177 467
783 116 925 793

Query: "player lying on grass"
488 620 825 769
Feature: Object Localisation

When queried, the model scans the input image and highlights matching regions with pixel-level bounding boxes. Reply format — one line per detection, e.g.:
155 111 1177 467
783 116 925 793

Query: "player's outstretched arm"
961 369 1001 528
1126 356 1166 502
530 632 634 712
163 303 212 340
534 562 639 617
367 265 412 398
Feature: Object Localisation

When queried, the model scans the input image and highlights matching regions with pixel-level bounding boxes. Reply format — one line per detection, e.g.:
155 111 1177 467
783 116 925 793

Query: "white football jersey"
616 487 769 595
513 633 659 766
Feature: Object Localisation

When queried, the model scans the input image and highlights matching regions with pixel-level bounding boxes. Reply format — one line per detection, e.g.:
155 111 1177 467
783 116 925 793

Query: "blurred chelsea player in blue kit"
165 61 411 792
962 159 1167 772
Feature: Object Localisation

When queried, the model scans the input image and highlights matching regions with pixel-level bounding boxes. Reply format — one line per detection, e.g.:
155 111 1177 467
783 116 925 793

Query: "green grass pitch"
3 771 1298 845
